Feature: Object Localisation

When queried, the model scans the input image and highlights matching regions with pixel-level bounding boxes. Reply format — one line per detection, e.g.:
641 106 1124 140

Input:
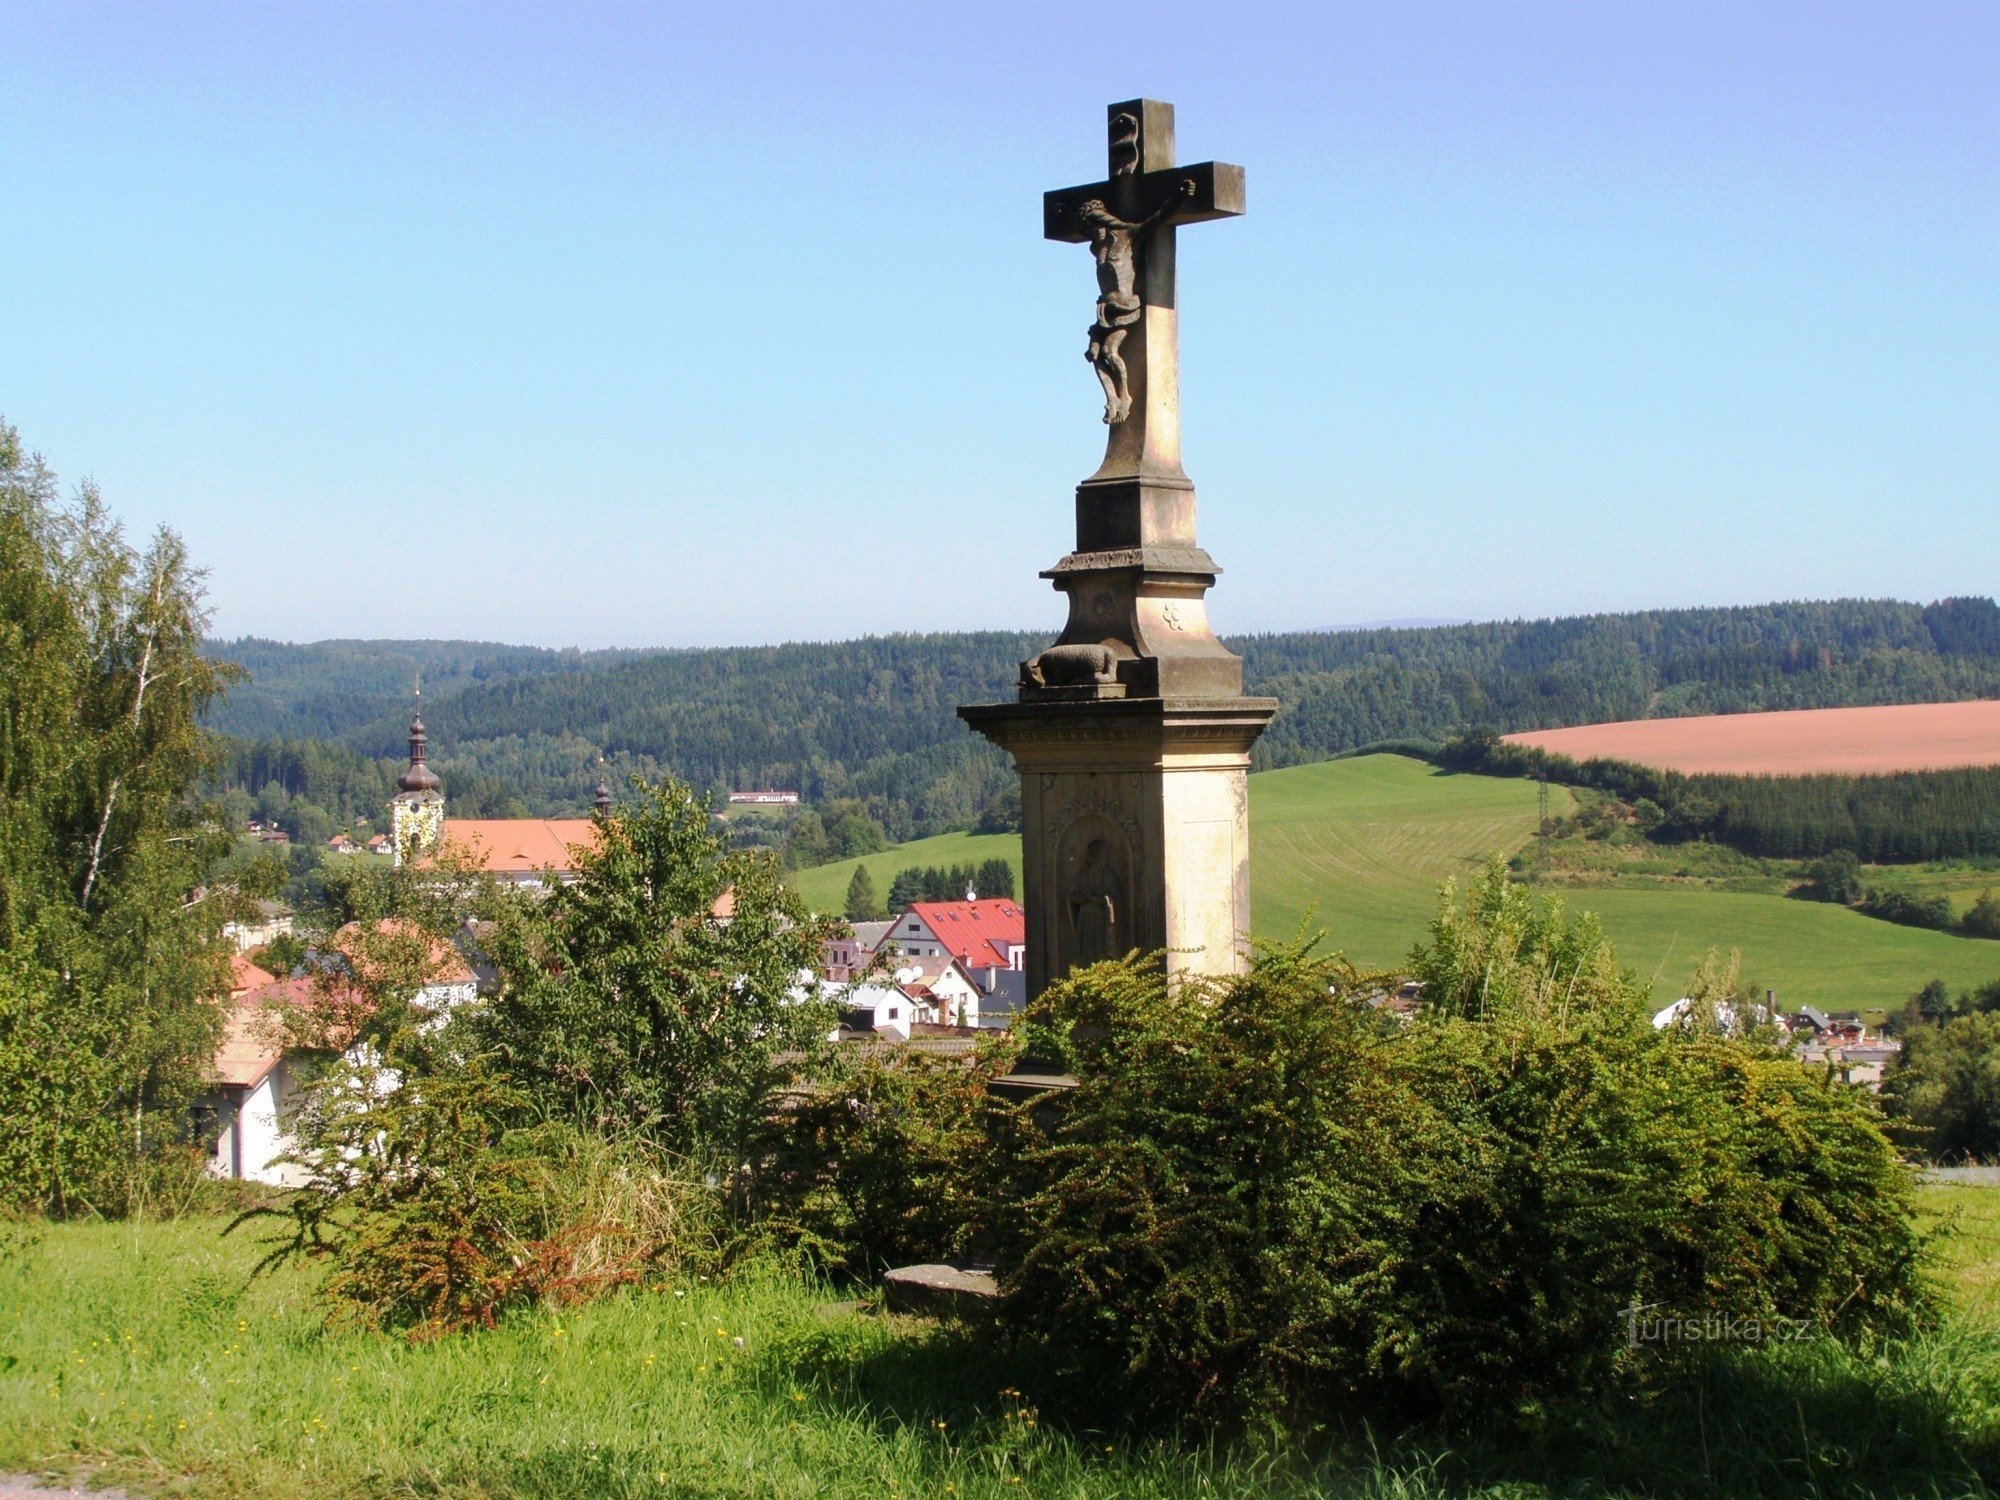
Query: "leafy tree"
886 867 924 914
1882 1012 2000 1161
1806 849 1863 904
0 421 237 1214
975 857 1016 900
822 800 887 859
477 780 837 1160
974 779 1020 834
843 862 881 921
1963 889 2000 940
1895 978 1953 1034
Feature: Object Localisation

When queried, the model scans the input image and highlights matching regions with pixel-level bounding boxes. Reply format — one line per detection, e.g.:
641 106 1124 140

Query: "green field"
786 830 1024 915
1246 755 1565 968
793 754 2000 1009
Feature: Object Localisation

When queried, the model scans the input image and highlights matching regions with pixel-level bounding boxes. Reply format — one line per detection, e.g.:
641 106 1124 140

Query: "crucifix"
1044 99 1244 491
960 97 1273 1021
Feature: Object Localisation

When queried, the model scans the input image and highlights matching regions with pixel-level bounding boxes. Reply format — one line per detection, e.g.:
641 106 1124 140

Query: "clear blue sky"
4 2 1995 648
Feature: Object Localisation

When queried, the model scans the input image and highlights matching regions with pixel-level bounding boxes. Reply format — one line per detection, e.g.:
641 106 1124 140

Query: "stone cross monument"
961 99 1275 999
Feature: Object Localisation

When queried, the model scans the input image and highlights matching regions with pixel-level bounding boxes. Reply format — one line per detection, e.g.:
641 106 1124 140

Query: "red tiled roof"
442 819 598 874
905 899 1024 971
229 954 276 995
332 918 477 987
212 977 316 1089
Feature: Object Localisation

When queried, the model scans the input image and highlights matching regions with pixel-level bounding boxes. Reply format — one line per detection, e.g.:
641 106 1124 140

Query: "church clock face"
394 796 444 860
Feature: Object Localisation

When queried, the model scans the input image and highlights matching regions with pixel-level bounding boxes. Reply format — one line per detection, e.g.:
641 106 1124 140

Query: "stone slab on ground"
1 1477 138 1499
881 1262 1000 1318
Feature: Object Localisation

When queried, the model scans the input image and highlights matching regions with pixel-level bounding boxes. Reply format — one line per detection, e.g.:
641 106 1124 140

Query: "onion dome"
398 708 442 794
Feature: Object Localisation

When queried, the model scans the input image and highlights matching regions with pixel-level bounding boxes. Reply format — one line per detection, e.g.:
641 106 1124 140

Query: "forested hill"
207 597 2000 842
206 637 647 740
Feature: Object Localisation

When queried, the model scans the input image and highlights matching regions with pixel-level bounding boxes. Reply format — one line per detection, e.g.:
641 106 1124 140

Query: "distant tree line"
206 596 2000 845
886 860 1016 912
1802 851 2000 936
1448 731 2000 864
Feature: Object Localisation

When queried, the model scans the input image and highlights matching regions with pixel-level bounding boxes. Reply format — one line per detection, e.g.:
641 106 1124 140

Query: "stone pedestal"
956 98 1272 1005
960 697 1273 996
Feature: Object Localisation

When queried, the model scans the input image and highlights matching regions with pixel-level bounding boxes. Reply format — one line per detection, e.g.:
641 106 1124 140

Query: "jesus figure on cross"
1080 179 1196 425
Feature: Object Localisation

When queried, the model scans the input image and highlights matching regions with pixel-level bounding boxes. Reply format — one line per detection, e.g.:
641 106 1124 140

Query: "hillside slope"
794 754 2000 1008
209 596 2000 840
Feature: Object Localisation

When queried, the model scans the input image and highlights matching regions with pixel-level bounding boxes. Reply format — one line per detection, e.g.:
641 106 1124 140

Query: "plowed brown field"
1503 700 2000 775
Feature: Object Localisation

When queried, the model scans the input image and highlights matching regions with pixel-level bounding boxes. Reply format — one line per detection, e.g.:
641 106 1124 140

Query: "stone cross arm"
1042 160 1246 245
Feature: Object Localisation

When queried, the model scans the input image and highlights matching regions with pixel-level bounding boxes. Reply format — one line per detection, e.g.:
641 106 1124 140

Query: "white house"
884 899 1022 975
222 899 294 954
830 981 914 1040
879 899 1025 1024
890 954 984 1027
201 920 478 1184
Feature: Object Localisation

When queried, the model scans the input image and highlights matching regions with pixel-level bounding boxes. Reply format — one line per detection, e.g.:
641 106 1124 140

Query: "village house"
199 919 478 1185
326 833 360 855
829 980 915 1040
880 898 1026 1025
222 898 294 954
822 918 893 982
889 952 985 1026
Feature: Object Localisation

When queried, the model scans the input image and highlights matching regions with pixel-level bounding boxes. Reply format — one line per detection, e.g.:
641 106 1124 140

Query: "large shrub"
1882 1012 2000 1162
991 865 1928 1425
477 780 838 1160
249 777 832 1328
248 1062 715 1337
748 1034 1017 1274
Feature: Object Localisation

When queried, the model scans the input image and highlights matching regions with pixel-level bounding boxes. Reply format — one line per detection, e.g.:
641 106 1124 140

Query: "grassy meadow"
792 754 2000 1008
786 831 1024 916
2 1187 1998 1498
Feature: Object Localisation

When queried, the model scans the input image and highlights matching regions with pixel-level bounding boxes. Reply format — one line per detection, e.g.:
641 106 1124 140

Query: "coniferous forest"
205 596 2000 853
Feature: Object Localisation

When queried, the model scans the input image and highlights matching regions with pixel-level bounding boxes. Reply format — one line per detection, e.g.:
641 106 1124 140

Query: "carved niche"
1048 791 1143 975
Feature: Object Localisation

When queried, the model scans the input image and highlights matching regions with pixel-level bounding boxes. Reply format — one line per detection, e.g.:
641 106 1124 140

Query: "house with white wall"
890 954 984 1026
200 920 477 1184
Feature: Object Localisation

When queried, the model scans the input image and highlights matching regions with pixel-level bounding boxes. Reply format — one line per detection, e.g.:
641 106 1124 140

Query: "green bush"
1962 888 2000 940
1882 1012 2000 1162
1859 887 1957 931
242 1061 716 1338
990 865 1929 1427
1807 848 1864 904
747 1034 1017 1274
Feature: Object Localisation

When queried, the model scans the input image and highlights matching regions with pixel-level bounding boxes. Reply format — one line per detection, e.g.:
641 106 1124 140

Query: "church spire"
389 683 445 868
592 755 613 816
397 685 441 794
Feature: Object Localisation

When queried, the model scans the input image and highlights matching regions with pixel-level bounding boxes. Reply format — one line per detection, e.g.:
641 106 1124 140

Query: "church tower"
389 695 445 866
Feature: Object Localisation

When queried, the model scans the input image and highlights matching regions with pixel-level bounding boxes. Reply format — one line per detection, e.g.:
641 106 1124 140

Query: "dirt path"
0 1478 138 1499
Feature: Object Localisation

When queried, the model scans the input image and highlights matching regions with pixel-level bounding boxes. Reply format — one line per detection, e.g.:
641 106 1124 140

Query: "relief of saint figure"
1079 179 1195 425
1067 836 1125 966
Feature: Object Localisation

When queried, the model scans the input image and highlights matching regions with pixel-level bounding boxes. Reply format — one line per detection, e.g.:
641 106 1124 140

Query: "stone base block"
881 1262 1001 1318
